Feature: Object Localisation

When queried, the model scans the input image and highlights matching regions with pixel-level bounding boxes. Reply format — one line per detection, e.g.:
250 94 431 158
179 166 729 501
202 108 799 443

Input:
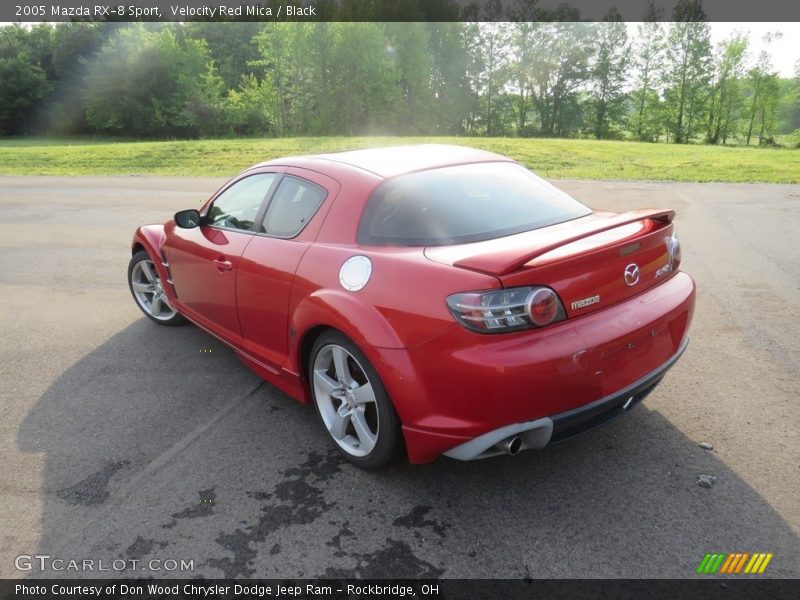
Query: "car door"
165 170 282 347
236 167 340 370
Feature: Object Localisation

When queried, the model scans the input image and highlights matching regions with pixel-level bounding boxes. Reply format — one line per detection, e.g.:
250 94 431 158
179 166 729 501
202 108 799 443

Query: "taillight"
668 232 681 270
446 286 567 333
528 287 560 326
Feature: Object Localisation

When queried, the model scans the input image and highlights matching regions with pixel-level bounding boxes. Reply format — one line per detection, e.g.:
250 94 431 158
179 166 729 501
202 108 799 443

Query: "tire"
309 331 402 469
128 250 185 326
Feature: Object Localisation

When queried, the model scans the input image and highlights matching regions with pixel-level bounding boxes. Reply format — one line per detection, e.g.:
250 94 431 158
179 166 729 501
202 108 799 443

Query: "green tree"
705 32 747 144
252 22 399 135
460 23 485 134
20 24 56 81
220 74 274 135
527 21 596 137
663 0 712 143
427 23 474 134
0 57 50 135
384 23 436 134
83 25 217 137
785 60 800 135
0 25 51 135
590 9 629 139
630 3 666 141
184 22 261 90
507 22 536 136
324 23 398 134
744 33 782 146
256 23 328 135
475 23 511 135
45 23 113 134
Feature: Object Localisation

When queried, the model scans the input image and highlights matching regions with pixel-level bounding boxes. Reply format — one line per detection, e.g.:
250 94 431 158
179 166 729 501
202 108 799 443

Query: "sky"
710 23 799 77
627 22 800 78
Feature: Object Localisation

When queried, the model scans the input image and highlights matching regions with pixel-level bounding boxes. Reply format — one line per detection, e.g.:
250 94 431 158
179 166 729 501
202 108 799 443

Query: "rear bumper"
443 336 688 460
372 272 695 463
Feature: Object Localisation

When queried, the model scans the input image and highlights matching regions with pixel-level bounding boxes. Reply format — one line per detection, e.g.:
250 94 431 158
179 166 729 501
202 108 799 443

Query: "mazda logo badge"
624 263 640 286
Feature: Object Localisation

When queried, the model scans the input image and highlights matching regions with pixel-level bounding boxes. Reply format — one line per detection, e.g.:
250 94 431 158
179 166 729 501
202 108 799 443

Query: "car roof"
253 144 513 179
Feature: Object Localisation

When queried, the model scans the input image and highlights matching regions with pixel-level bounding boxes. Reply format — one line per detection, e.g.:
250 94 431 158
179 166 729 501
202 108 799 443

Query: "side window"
207 173 277 231
261 176 327 238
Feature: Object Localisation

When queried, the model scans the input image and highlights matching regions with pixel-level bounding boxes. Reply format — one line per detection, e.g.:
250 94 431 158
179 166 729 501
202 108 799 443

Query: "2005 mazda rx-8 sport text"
129 145 695 469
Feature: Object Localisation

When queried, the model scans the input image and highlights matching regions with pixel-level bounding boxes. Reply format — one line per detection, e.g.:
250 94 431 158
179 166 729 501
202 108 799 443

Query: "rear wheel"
128 250 185 326
310 332 401 469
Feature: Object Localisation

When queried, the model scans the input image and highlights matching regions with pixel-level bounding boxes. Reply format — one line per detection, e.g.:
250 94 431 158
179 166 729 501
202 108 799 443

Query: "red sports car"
128 145 695 469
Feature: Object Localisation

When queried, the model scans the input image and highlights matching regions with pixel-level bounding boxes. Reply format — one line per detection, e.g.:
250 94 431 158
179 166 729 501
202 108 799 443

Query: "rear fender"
289 289 405 368
288 289 421 425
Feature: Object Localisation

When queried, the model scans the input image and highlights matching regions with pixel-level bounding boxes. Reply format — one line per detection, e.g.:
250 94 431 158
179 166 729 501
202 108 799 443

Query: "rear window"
357 162 591 246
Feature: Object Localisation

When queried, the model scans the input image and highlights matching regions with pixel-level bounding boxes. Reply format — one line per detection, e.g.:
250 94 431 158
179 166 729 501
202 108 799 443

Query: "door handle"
213 258 233 272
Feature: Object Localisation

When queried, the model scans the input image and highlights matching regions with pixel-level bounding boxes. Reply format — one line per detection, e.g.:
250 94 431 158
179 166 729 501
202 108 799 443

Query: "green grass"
1 136 798 183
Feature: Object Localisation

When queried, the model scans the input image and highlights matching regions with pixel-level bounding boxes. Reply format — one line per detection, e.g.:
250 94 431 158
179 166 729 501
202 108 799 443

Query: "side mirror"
174 209 201 229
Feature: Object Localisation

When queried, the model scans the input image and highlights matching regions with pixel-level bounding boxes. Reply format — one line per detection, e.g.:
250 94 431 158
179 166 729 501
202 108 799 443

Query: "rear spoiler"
453 209 675 276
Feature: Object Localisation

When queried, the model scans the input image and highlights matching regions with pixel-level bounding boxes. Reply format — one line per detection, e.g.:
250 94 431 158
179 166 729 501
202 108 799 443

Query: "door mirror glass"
175 209 201 229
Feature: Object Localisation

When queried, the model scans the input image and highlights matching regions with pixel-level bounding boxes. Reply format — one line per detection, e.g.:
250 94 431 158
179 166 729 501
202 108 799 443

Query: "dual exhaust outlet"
495 435 523 456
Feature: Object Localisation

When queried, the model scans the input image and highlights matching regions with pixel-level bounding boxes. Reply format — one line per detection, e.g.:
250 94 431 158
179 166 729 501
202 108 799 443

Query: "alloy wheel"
130 259 177 321
312 344 379 457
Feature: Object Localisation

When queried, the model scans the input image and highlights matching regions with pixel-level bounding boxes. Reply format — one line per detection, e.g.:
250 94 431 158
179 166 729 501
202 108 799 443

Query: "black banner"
2 579 800 600
5 0 800 23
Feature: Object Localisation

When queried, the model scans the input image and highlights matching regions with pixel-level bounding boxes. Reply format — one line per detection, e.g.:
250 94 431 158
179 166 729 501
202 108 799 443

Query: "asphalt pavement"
0 176 798 579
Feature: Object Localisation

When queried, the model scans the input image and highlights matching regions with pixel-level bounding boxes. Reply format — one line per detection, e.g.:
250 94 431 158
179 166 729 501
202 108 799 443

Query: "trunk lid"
424 210 676 318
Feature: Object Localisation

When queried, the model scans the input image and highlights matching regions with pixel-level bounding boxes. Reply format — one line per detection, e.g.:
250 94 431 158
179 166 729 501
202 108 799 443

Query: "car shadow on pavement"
16 319 800 579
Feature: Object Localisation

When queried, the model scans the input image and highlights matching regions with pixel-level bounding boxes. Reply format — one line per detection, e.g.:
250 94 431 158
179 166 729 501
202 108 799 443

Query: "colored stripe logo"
696 552 773 574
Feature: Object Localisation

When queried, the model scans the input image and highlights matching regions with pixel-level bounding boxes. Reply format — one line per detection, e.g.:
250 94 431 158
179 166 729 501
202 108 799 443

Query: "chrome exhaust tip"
496 436 523 456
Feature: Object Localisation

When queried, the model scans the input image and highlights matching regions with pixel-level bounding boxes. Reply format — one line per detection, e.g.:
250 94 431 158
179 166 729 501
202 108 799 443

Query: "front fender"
132 222 166 252
131 224 175 304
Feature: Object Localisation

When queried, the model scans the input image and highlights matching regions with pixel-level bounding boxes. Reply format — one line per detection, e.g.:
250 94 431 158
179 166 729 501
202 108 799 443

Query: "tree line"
1 2 799 145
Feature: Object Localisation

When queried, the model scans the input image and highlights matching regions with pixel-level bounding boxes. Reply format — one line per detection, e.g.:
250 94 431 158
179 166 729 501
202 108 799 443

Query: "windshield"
357 162 591 246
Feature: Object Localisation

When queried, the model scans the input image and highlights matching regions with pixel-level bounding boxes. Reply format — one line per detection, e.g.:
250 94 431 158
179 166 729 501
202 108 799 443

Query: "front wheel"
310 332 402 469
128 250 185 326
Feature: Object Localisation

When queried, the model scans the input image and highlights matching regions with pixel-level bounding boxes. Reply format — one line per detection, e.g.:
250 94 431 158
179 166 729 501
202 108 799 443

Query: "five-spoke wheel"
310 332 401 469
128 250 185 326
